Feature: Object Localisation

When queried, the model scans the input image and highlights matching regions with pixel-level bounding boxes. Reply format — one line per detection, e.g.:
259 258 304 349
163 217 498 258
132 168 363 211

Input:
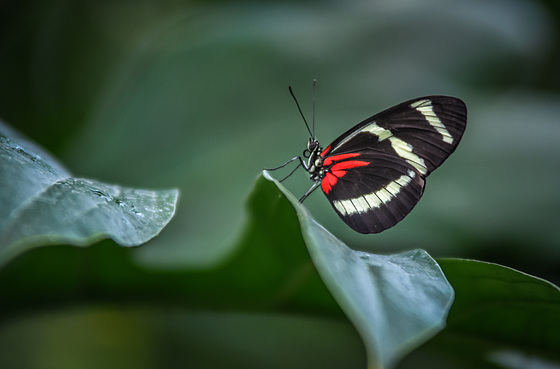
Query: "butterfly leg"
278 161 302 182
264 156 300 171
265 155 310 182
299 181 321 203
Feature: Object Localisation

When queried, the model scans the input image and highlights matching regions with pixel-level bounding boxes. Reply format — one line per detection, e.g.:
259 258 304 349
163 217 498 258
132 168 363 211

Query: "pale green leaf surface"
0 121 179 266
438 259 560 362
263 171 454 369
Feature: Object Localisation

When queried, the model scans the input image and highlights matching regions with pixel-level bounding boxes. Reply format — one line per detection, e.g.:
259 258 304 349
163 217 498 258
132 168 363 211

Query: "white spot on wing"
334 198 358 216
362 123 392 140
410 100 454 144
385 180 402 196
333 170 416 216
377 187 393 203
359 123 428 175
388 137 427 175
332 120 392 152
353 196 370 213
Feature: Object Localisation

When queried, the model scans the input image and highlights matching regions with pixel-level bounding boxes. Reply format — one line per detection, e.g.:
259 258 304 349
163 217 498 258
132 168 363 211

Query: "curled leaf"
264 171 454 369
0 121 179 267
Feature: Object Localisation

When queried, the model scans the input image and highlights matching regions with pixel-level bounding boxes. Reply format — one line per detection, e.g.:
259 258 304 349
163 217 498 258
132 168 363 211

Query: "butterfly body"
272 93 467 234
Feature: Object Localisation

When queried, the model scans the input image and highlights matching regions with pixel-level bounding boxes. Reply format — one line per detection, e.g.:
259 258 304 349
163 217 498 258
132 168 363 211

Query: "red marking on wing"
323 152 361 166
331 160 369 171
322 172 338 193
321 160 369 194
320 145 332 157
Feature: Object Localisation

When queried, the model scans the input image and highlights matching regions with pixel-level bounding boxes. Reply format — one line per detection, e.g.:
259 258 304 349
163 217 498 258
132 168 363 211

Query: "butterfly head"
304 138 322 161
306 138 320 153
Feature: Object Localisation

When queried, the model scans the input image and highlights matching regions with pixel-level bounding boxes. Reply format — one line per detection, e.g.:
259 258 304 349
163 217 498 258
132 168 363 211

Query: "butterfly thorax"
304 138 325 181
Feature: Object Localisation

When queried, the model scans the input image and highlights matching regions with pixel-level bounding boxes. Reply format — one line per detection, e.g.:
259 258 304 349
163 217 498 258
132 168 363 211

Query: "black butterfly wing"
319 96 466 233
321 150 425 233
324 96 467 173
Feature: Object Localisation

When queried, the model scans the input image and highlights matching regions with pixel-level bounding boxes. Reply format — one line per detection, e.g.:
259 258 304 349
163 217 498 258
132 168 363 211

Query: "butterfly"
268 82 467 234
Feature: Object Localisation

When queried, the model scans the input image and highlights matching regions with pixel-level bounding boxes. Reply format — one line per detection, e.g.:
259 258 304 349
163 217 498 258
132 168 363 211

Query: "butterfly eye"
307 138 319 151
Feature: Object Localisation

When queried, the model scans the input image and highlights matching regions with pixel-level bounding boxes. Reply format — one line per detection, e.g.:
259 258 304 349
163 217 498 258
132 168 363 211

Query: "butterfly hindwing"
319 96 466 233
321 151 425 233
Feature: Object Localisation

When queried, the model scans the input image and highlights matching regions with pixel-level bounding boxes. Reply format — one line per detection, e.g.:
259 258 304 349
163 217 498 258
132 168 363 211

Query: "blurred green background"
1 0 559 368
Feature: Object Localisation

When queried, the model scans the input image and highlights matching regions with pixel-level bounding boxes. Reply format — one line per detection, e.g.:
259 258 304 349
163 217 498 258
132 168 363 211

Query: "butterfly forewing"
319 96 466 233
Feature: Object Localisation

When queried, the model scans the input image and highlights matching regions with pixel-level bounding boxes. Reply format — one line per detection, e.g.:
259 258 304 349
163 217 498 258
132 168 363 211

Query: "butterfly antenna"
289 85 313 139
312 79 317 138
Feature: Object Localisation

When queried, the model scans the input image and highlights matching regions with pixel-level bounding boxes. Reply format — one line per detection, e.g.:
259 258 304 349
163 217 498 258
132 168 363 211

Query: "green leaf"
435 259 560 366
263 171 455 369
0 121 179 267
0 174 336 317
